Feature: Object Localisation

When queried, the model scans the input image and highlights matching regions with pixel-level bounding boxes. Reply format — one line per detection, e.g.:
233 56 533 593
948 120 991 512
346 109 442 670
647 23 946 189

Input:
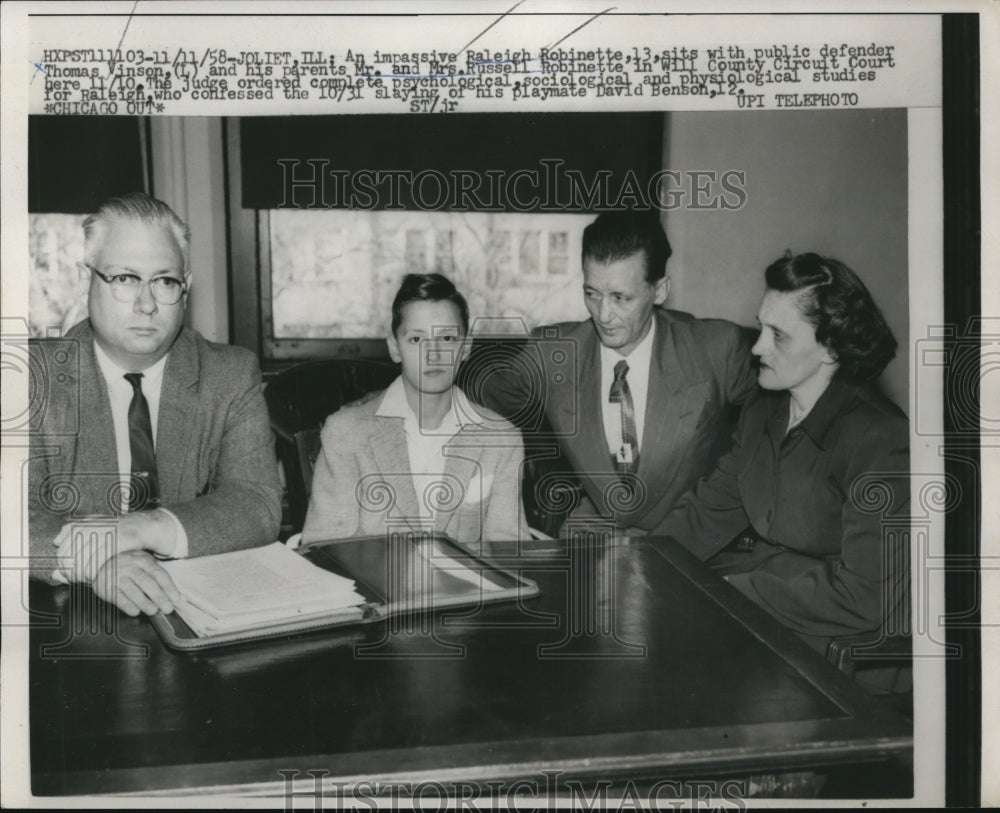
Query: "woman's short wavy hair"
764 252 897 383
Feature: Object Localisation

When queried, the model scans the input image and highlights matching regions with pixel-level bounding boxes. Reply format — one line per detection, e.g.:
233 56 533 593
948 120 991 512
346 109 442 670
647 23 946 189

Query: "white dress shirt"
92 341 187 557
599 317 656 458
375 376 481 519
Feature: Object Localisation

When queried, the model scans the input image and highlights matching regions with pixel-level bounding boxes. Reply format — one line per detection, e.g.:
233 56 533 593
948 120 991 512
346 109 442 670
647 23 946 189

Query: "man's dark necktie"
123 372 160 511
609 360 639 476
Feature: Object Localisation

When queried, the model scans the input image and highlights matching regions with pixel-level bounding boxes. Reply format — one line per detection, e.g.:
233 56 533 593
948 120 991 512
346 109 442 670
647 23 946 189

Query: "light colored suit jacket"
301 388 528 554
480 308 757 533
27 320 282 581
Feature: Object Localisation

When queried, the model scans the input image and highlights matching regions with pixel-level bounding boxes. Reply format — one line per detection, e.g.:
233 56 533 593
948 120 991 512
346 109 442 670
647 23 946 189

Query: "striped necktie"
609 360 638 475
123 372 160 511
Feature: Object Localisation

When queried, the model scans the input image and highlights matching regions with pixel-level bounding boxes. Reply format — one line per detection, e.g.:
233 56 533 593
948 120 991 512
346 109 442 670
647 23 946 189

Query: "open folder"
151 533 540 650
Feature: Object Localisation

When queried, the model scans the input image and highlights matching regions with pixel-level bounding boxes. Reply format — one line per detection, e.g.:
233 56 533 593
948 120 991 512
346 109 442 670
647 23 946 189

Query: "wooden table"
29 535 912 798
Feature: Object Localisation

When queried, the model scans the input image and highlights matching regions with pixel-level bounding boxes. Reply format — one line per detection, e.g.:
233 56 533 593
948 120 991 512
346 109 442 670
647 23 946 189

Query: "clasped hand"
52 510 181 616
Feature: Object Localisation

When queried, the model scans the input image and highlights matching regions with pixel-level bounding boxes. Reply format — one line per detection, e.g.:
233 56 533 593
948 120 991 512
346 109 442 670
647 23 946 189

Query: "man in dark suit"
479 211 757 536
29 193 281 616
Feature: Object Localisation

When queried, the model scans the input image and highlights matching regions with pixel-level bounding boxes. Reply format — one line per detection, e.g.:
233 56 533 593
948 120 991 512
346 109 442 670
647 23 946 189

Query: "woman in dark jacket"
661 252 909 654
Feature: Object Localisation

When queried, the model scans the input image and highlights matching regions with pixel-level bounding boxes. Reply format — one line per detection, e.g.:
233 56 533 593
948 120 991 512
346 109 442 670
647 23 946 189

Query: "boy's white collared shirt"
376 377 486 517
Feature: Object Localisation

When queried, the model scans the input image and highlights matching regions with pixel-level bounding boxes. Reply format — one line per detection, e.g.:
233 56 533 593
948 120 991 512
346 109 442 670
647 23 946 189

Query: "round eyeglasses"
83 264 187 306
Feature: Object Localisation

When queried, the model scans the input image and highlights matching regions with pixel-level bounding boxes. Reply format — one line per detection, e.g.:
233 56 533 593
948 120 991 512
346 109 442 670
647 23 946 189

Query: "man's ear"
458 335 472 364
653 274 670 306
182 271 193 300
76 262 92 297
63 264 92 333
386 333 401 363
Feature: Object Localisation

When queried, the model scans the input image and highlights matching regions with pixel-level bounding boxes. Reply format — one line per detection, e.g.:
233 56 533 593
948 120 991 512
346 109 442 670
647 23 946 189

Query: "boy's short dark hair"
581 210 672 283
391 273 470 335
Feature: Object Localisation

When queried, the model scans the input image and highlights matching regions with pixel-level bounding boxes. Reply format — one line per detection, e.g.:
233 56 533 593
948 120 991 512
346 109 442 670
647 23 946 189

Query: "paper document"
161 542 366 636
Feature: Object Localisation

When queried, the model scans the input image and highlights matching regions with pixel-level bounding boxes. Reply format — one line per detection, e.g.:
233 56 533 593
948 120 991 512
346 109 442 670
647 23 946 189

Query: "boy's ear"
459 336 472 364
386 333 402 363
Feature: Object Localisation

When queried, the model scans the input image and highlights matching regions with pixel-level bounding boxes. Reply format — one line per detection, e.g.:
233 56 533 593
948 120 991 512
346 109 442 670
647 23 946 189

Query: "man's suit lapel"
637 311 707 498
554 326 615 513
368 418 424 531
157 330 200 502
73 331 119 513
571 328 614 481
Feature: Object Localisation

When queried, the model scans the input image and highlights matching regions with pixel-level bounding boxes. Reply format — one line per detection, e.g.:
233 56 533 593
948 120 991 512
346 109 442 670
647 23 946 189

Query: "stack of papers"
160 542 366 636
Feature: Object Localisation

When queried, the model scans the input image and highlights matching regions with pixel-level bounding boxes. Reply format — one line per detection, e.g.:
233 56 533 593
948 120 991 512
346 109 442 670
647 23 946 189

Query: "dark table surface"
29 535 912 797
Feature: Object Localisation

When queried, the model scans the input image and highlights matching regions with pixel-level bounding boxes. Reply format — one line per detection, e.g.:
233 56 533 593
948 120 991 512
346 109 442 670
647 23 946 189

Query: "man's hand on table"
52 509 180 583
92 550 181 617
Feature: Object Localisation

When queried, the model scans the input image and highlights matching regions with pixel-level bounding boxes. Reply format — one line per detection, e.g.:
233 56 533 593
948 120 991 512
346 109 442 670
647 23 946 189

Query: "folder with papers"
151 533 539 650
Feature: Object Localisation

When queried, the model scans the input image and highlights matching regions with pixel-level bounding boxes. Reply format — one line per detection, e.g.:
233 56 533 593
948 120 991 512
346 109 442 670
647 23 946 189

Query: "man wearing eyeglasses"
28 192 281 617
